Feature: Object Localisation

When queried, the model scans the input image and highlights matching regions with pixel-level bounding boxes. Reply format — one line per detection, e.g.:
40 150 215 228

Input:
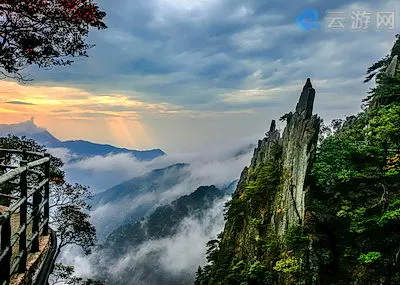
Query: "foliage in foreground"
0 0 107 81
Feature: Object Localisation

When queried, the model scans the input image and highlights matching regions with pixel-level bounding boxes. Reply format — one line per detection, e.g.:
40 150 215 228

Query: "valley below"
0 119 254 284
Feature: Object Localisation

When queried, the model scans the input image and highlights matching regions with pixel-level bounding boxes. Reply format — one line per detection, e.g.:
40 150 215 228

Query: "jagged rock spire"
211 78 321 285
265 119 279 140
272 77 320 236
295 78 315 119
305 77 312 88
386 55 398 77
269 120 276 132
251 120 281 169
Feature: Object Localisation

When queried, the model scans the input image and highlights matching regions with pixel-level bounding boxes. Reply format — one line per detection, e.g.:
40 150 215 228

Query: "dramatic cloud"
47 148 79 165
2 0 398 152
26 0 398 110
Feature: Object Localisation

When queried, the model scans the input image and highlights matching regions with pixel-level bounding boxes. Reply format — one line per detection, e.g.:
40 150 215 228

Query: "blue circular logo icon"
296 9 320 31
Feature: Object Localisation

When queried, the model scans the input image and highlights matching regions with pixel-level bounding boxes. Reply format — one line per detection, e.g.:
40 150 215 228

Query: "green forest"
195 36 400 285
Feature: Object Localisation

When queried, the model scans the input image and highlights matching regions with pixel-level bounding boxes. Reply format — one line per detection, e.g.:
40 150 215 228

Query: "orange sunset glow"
0 80 182 149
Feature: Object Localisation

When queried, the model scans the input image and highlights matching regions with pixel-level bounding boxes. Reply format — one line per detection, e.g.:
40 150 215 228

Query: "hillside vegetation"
195 36 400 285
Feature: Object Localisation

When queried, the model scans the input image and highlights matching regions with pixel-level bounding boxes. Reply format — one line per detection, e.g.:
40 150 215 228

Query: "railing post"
42 154 50 236
31 172 42 252
0 149 4 167
0 217 11 283
18 155 28 273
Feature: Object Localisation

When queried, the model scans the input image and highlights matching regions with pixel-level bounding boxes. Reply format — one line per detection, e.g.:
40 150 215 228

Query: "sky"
0 0 399 153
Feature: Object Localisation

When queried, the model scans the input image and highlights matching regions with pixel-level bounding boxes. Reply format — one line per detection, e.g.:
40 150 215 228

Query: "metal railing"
0 149 51 284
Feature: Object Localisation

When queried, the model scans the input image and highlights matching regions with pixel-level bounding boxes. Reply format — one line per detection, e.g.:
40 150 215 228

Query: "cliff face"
201 79 321 284
232 78 319 238
271 78 320 236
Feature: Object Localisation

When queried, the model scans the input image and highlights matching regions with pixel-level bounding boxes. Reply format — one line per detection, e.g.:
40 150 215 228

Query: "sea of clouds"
48 138 256 284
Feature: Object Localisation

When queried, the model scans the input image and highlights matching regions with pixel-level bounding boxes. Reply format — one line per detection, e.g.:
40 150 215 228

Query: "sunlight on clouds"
0 80 262 151
0 80 183 120
0 80 182 149
106 118 155 149
38 116 157 150
0 108 20 114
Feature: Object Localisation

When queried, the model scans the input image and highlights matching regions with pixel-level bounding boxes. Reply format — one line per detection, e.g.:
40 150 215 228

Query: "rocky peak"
385 55 398 77
226 77 321 239
250 120 281 169
201 78 321 284
265 119 280 140
295 78 316 119
269 120 276 132
273 78 320 235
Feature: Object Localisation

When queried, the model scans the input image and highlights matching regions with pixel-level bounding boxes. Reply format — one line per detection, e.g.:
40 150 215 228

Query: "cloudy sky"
0 0 398 153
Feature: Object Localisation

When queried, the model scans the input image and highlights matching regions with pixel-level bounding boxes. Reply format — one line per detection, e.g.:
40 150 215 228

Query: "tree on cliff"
0 135 98 282
364 34 400 83
310 36 400 284
0 0 107 81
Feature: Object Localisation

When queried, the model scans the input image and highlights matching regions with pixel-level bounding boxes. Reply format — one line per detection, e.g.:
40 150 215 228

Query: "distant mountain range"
0 118 165 161
91 162 238 237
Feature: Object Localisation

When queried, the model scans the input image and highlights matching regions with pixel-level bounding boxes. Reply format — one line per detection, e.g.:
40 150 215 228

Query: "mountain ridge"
0 118 165 161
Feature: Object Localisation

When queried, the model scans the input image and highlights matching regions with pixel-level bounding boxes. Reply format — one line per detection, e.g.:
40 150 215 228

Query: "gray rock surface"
247 79 320 235
250 120 280 169
220 78 320 261
271 78 320 235
385 55 398 77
